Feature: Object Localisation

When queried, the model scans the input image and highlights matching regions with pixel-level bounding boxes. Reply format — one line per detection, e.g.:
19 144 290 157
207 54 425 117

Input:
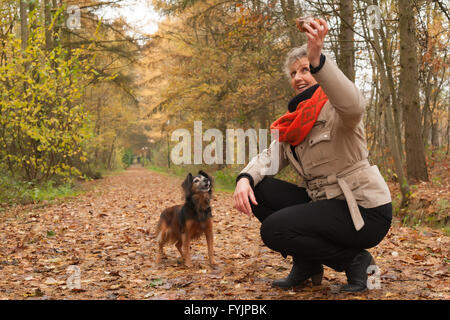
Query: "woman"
233 18 392 292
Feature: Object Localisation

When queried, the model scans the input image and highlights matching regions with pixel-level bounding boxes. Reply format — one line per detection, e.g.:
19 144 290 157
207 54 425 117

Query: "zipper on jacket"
285 144 307 179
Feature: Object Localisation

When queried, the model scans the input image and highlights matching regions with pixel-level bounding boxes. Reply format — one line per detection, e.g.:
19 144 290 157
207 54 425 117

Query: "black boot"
340 250 376 293
272 259 323 289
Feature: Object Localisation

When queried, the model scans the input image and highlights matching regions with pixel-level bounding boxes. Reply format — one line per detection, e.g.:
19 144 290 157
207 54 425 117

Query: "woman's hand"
233 178 258 217
303 18 329 67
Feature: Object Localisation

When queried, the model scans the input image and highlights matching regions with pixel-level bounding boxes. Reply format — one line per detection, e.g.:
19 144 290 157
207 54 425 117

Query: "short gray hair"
283 44 308 79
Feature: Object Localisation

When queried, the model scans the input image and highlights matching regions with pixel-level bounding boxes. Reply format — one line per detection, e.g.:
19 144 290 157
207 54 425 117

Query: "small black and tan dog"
155 170 216 267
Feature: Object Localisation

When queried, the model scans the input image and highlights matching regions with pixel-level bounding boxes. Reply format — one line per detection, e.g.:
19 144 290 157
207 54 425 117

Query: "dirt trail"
0 166 448 299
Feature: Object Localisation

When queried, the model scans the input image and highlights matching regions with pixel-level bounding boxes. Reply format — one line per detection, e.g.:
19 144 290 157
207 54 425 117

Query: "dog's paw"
209 259 218 269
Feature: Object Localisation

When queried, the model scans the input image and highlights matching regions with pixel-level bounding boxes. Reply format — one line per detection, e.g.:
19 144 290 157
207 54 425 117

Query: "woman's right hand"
233 178 258 217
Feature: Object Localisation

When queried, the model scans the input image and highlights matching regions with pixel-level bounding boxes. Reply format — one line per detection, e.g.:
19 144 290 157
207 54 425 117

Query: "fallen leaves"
0 166 448 300
412 253 426 261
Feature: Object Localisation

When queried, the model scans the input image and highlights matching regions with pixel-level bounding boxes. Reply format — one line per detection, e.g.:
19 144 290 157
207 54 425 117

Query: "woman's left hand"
303 18 329 68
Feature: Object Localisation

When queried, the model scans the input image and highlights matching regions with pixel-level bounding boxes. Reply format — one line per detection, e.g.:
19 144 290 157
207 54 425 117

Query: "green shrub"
122 149 134 168
0 173 79 205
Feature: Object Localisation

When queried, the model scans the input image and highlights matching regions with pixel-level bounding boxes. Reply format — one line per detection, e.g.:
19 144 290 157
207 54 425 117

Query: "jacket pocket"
303 129 336 169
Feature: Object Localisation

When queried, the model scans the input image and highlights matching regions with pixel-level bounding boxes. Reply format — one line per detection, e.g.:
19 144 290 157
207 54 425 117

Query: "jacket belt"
306 159 370 231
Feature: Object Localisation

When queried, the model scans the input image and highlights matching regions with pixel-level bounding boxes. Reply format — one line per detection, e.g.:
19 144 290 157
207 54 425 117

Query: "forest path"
0 166 448 300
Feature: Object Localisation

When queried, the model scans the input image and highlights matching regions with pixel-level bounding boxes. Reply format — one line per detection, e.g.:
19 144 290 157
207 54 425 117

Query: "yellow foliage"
0 9 97 182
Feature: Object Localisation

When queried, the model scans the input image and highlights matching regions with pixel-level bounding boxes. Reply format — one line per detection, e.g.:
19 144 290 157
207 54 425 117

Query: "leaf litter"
0 166 448 300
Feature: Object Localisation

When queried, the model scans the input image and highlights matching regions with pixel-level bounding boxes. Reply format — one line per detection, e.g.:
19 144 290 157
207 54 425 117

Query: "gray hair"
283 44 308 79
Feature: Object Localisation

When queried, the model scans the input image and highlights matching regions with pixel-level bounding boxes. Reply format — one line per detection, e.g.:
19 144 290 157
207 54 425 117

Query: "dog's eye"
193 178 200 183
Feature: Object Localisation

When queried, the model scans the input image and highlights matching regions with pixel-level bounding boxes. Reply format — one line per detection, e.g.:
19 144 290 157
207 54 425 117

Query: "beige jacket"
239 56 391 230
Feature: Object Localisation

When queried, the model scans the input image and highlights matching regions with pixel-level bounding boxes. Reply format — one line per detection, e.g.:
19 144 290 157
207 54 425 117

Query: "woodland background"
0 0 449 228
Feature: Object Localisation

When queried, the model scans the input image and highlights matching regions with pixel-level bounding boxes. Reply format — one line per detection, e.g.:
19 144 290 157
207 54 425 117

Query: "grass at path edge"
145 164 236 194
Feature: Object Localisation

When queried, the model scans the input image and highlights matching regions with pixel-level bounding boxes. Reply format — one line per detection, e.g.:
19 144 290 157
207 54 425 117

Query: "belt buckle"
307 188 318 201
317 179 324 188
308 179 321 190
313 181 320 189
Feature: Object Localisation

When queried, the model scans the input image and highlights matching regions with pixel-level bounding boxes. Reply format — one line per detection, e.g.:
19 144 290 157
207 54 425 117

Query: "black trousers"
251 177 392 271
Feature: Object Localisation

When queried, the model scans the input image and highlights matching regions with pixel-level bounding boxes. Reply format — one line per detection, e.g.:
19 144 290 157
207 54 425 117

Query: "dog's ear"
182 173 193 198
198 170 210 180
198 170 214 190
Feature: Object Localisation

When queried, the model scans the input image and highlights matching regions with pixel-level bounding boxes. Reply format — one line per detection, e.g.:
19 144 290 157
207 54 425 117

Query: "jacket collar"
288 84 320 112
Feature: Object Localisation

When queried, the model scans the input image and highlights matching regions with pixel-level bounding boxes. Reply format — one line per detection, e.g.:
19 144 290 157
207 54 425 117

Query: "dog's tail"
156 217 173 244
155 206 179 244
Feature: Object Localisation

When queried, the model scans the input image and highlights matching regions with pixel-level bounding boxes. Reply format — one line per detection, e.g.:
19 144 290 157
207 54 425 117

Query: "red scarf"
270 86 328 146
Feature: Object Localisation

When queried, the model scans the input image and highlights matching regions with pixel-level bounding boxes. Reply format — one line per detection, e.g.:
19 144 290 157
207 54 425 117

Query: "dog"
155 170 216 267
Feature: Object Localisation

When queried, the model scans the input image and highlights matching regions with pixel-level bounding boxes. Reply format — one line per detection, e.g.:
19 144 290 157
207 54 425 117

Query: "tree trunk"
421 71 433 146
19 0 31 94
107 137 117 170
431 121 440 147
280 0 303 47
370 1 410 207
338 0 355 82
44 0 53 51
19 0 28 51
377 24 404 162
398 0 429 182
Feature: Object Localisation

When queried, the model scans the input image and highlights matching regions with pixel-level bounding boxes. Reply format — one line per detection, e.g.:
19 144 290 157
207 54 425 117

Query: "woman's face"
289 56 318 95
